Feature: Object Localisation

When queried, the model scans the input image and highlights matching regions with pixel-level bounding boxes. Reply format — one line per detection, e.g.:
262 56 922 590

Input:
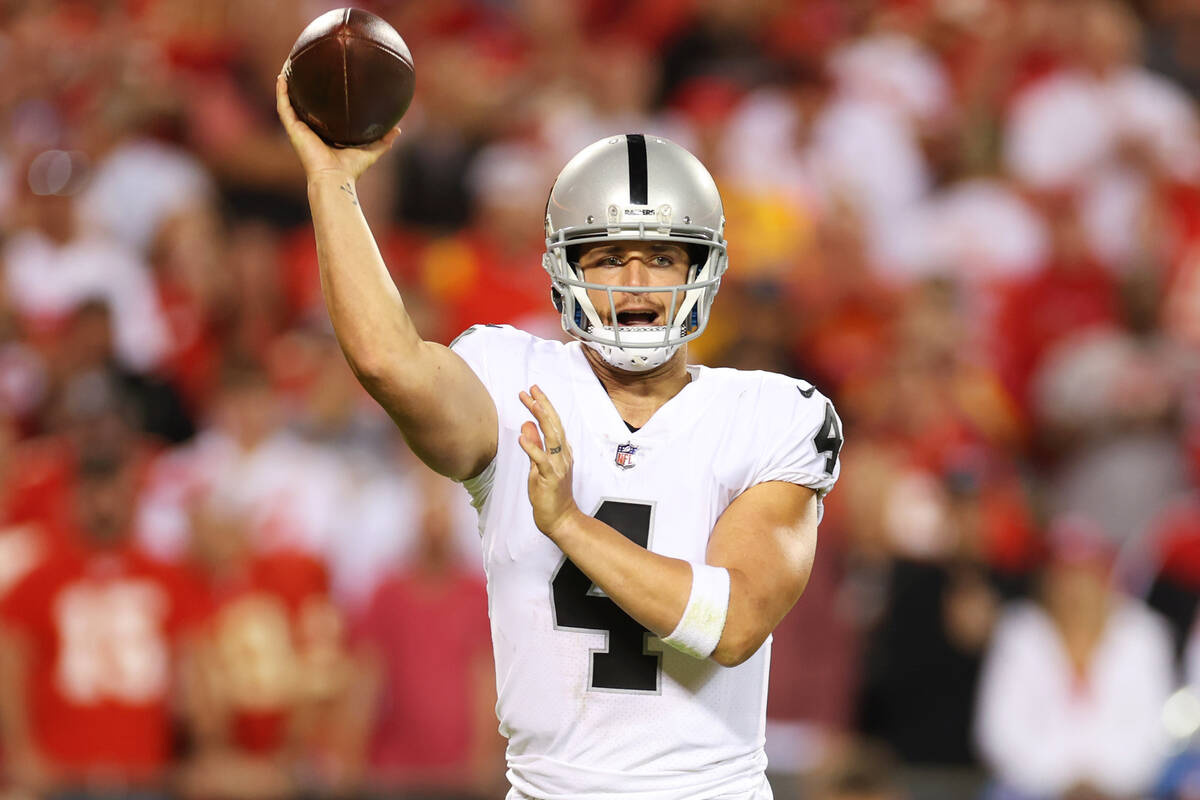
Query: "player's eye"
602 256 625 266
651 255 675 267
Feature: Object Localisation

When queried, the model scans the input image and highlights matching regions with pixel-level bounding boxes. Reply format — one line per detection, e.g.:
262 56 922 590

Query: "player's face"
576 241 691 328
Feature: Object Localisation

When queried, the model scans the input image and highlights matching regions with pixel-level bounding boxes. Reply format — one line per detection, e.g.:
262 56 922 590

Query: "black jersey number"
551 500 660 692
814 402 843 475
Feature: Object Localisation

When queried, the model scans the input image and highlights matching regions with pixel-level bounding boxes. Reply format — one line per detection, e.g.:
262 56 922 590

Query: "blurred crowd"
4 0 1200 799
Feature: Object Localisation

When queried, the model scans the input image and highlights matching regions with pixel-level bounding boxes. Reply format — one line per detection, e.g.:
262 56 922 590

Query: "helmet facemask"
544 222 727 372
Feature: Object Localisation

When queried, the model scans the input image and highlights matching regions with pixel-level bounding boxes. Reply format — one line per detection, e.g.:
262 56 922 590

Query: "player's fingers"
276 72 299 125
519 390 554 445
518 421 550 471
276 72 324 150
365 126 402 155
530 385 569 453
525 386 567 449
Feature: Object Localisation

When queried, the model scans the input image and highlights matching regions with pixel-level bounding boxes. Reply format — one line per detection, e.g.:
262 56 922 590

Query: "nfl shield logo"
615 442 638 469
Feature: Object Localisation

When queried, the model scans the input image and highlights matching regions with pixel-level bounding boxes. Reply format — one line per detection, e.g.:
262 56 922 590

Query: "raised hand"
275 71 400 182
518 385 580 538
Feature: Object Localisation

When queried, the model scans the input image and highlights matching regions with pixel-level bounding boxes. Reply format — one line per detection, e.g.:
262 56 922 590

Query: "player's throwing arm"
275 73 497 482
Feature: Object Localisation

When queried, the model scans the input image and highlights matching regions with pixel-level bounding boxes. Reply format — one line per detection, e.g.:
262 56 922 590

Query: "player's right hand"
276 71 400 183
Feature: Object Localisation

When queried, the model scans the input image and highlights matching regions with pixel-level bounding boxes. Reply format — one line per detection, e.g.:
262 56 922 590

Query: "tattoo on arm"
339 182 359 207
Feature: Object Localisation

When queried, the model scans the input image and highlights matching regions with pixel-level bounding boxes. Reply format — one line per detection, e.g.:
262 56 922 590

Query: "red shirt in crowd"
0 545 206 778
354 567 491 778
991 259 1118 415
199 550 331 754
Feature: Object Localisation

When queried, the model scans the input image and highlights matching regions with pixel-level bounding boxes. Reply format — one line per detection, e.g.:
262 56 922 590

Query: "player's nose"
617 258 651 287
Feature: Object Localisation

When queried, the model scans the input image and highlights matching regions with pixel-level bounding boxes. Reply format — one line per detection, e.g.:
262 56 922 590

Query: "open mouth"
615 310 661 327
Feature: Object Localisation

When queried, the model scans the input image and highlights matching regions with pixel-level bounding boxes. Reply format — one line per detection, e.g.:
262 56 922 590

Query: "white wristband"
661 563 730 660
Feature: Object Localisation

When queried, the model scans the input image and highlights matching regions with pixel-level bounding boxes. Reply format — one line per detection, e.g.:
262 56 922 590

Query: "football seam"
342 36 414 68
341 36 350 137
288 34 413 69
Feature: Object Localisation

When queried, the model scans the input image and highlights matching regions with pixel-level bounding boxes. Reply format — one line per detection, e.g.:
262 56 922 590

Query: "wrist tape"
661 563 730 660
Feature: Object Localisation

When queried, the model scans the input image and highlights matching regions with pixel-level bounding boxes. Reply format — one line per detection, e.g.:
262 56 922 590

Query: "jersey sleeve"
748 377 843 505
448 323 537 400
448 324 538 510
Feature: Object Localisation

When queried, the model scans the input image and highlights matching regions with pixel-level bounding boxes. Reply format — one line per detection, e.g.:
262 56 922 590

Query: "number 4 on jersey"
551 500 661 692
813 402 843 475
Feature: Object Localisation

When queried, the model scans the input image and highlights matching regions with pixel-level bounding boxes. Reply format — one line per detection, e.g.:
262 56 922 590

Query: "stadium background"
3 0 1200 798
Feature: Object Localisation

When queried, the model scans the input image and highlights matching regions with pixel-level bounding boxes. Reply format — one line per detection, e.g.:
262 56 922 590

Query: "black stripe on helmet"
626 134 648 205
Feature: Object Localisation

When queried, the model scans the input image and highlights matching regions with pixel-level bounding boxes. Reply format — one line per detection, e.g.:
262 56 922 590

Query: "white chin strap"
585 326 680 372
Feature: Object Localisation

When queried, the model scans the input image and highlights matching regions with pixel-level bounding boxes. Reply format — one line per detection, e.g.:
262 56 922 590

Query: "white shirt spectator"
827 33 951 125
1005 68 1200 191
809 96 929 222
77 138 214 255
717 89 815 206
137 430 484 610
886 178 1049 282
137 429 347 559
976 599 1174 798
2 230 168 371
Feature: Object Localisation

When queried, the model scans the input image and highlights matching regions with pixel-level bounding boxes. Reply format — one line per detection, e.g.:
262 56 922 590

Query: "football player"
277 73 842 800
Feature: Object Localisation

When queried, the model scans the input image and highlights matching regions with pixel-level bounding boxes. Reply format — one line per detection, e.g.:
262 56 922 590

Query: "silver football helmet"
543 134 728 371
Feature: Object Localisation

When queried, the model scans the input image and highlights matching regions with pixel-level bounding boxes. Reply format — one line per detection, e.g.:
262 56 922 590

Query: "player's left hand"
518 385 580 538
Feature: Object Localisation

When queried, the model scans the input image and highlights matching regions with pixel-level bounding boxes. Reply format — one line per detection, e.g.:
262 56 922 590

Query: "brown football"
284 7 415 147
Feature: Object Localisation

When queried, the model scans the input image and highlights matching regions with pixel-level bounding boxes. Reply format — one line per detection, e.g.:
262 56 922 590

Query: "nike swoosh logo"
797 385 815 398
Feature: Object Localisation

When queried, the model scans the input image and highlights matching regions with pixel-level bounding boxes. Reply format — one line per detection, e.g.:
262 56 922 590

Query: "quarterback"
277 75 842 799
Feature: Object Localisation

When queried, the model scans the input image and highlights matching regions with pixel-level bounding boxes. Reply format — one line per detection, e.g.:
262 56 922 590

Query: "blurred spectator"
1004 0 1200 192
354 472 503 798
1 372 160 594
887 177 1049 287
975 515 1175 800
274 324 443 610
991 194 1120 416
224 220 290 363
3 153 170 374
854 462 1007 800
657 0 788 107
180 504 368 800
390 41 514 232
77 132 215 257
1032 268 1191 551
135 358 347 563
147 201 229 413
0 409 204 798
416 141 560 342
51 299 195 444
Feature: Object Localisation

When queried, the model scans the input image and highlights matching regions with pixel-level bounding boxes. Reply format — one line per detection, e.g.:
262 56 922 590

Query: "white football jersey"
451 325 842 800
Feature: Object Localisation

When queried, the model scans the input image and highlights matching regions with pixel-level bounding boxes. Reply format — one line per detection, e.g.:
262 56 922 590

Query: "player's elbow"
710 627 767 668
346 348 401 391
340 329 426 390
